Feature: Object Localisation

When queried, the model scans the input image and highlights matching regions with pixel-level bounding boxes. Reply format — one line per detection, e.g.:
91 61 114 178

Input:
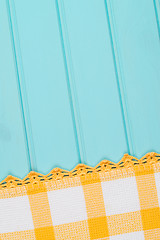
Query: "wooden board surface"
0 0 160 180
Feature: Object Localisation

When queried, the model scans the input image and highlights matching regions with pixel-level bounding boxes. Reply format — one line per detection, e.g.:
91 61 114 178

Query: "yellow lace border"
0 152 160 190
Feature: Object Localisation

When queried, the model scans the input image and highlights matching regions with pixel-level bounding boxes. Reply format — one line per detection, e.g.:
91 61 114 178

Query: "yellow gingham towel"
0 152 160 239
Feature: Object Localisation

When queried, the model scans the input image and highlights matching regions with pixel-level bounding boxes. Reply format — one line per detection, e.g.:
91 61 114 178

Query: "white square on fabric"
101 177 140 215
155 172 160 206
110 231 145 240
0 195 34 233
48 186 87 225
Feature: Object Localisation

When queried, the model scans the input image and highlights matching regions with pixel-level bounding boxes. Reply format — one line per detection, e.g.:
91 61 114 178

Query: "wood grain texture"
0 0 160 179
12 0 80 173
0 0 30 180
109 0 160 157
59 0 128 166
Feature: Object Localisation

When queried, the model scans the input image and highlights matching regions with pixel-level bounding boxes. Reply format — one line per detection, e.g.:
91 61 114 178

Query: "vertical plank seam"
6 0 37 171
55 0 87 164
104 0 135 155
153 0 160 39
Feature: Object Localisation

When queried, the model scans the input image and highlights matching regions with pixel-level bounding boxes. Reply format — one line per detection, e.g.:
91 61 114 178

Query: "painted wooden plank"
106 0 160 157
58 0 129 166
11 0 79 173
1 0 159 179
153 0 160 38
0 0 30 180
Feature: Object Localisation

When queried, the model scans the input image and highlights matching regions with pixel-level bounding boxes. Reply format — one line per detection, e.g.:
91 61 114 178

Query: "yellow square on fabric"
135 166 154 176
88 216 109 239
141 207 160 230
81 173 101 185
35 227 55 240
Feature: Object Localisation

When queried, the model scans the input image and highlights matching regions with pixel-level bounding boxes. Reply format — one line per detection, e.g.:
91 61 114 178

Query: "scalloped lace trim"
0 152 160 190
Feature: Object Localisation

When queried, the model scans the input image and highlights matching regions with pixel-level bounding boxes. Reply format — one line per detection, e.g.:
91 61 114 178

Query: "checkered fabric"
0 153 160 239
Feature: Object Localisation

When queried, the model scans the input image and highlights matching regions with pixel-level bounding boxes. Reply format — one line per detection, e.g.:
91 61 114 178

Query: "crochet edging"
0 152 160 190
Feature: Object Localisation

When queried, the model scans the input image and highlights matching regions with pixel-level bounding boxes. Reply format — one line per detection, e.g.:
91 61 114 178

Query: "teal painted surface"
0 0 30 179
0 0 160 180
60 0 128 166
12 0 79 173
109 0 160 156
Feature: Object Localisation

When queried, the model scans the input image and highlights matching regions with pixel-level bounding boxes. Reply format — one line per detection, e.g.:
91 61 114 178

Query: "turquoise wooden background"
0 0 160 181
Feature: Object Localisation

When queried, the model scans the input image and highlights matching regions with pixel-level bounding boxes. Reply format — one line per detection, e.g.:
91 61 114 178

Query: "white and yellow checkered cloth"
0 153 160 239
